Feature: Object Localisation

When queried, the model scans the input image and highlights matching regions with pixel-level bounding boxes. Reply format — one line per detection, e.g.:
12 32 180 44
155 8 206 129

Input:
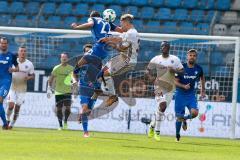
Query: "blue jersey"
175 63 203 95
88 17 116 60
0 51 18 80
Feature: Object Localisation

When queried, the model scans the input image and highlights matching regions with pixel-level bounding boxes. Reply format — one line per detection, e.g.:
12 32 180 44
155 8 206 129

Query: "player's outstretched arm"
71 21 94 30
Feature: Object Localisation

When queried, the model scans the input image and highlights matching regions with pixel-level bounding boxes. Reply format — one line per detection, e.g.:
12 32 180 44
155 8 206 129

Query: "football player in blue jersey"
0 37 19 129
174 49 206 142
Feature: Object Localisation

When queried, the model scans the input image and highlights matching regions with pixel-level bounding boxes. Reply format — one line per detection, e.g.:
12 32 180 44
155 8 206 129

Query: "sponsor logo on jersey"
0 60 8 64
184 75 197 79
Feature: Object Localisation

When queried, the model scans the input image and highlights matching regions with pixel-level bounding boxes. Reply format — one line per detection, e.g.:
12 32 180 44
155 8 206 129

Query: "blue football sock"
0 103 7 126
176 120 182 135
82 113 88 132
184 114 192 120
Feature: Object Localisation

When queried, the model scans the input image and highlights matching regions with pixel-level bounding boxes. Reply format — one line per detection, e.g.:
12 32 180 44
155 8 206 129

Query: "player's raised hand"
184 83 191 90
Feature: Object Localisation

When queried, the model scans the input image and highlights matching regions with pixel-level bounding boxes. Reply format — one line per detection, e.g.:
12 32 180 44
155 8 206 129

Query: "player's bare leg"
9 105 20 129
7 102 15 125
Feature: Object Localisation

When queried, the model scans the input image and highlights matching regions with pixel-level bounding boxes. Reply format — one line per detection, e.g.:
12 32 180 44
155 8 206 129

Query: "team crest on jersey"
6 57 9 60
171 60 174 64
195 71 198 75
25 65 28 69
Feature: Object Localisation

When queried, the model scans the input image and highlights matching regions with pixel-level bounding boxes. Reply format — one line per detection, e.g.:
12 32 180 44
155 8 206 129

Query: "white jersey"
11 58 34 92
120 28 140 64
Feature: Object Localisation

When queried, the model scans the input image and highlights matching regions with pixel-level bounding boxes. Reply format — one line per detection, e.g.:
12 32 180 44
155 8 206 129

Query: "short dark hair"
0 37 8 43
90 11 101 18
187 49 197 54
83 43 92 52
19 45 26 49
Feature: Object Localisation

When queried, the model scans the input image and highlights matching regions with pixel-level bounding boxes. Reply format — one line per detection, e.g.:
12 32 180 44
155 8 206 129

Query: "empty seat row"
213 24 240 36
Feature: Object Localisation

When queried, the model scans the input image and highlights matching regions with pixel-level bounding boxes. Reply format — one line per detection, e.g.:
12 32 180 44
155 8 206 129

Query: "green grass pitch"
0 128 239 160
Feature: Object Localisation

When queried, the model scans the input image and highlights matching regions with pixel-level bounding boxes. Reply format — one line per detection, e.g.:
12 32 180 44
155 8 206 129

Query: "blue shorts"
80 95 96 110
175 93 198 117
0 79 11 99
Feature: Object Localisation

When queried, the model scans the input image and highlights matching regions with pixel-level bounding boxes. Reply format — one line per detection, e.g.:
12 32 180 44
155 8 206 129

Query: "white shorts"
155 91 173 107
7 90 26 106
105 54 132 75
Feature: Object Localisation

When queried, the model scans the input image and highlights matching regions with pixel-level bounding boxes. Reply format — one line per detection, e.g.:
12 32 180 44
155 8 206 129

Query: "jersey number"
98 20 110 34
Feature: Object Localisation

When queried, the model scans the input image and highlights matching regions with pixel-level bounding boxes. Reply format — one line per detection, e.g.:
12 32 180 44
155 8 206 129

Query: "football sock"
155 111 164 132
176 120 182 135
57 107 63 127
82 113 88 132
0 103 7 126
64 107 71 123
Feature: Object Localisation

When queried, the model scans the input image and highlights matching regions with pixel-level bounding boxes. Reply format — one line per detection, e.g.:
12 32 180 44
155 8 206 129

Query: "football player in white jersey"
97 14 140 106
147 41 184 141
6 46 34 129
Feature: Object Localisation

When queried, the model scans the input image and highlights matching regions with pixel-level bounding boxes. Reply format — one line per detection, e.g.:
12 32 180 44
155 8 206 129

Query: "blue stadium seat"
198 0 215 10
64 16 77 28
42 3 56 15
100 0 115 4
65 0 81 2
182 0 198 9
117 0 131 5
173 9 188 21
201 65 209 76
211 52 224 65
124 6 138 17
14 15 28 27
90 4 105 12
190 10 204 22
38 16 47 28
134 20 144 31
73 3 88 16
9 2 24 14
179 22 194 34
108 5 122 16
47 16 62 28
155 8 171 20
145 21 160 33
161 21 177 34
0 14 11 25
215 0 231 10
165 0 181 8
141 7 155 19
197 52 208 64
26 2 40 15
196 23 209 35
0 1 8 13
150 0 164 6
205 10 214 22
56 3 72 16
131 0 148 6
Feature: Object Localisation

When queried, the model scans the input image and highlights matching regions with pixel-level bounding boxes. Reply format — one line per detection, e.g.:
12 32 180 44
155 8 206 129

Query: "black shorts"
55 94 72 107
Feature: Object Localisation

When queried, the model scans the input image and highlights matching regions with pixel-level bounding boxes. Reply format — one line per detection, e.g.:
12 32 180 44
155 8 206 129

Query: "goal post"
0 26 239 138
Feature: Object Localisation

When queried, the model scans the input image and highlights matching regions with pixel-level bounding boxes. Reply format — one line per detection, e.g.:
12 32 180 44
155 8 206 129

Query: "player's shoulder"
169 54 181 60
53 64 61 70
150 55 161 61
194 63 203 70
67 64 74 70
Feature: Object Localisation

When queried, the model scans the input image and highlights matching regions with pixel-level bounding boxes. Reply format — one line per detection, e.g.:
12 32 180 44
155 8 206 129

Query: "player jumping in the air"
95 14 140 106
174 49 205 142
0 37 19 129
147 41 184 141
6 46 34 129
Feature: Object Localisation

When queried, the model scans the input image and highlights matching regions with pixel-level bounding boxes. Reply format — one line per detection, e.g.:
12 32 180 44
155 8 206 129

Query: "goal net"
0 26 239 139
